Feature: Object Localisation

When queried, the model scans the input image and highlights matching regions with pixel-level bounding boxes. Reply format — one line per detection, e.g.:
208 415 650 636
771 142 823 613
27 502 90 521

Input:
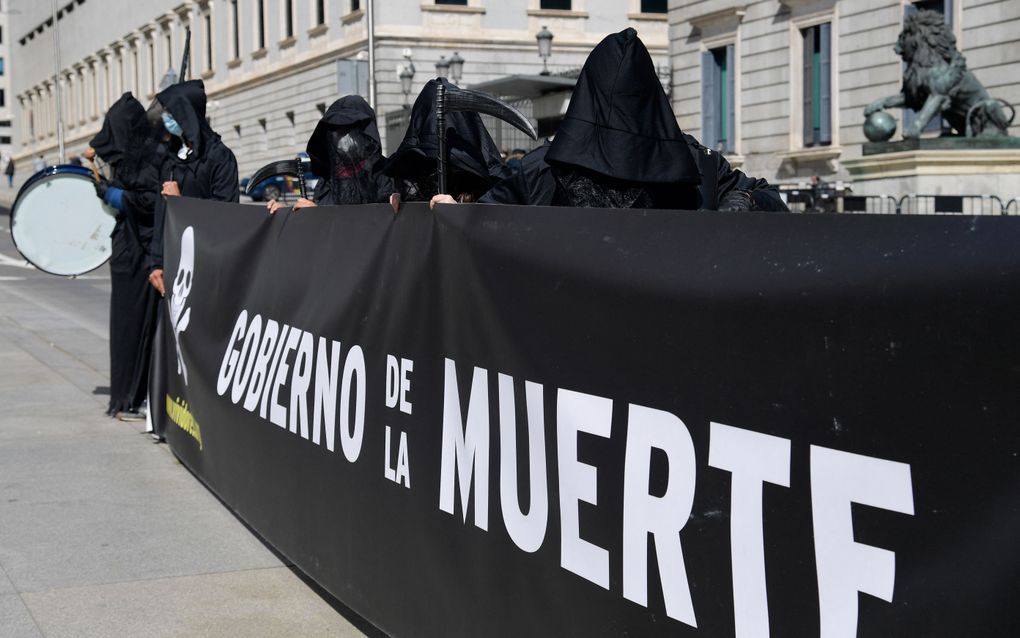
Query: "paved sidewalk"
0 212 371 637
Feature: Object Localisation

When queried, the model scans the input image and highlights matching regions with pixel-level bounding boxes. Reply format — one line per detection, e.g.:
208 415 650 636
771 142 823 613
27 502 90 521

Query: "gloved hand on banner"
718 189 756 212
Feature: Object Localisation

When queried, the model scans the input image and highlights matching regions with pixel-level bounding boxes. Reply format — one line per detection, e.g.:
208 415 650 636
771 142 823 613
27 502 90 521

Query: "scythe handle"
179 29 191 83
436 83 448 196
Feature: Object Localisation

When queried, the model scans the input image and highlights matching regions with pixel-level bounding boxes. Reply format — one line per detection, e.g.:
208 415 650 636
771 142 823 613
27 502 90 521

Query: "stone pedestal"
842 139 1020 200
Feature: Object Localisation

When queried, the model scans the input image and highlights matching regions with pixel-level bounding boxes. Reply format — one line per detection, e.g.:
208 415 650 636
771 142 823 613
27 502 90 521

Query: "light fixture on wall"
536 25 553 76
399 48 415 107
448 51 464 84
435 55 450 79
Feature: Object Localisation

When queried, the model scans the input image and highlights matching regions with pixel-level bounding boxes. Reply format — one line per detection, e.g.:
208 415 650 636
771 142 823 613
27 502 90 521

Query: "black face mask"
327 129 379 204
552 166 699 210
399 172 438 203
554 167 655 209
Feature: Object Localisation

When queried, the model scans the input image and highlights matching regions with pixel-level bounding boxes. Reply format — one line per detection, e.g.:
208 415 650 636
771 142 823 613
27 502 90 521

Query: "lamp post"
435 55 450 79
536 25 553 76
399 66 414 107
367 0 376 110
399 49 415 107
51 0 66 162
448 51 464 84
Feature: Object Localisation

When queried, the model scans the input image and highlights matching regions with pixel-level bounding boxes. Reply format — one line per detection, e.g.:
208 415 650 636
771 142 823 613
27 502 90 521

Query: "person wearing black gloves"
267 95 391 214
148 79 239 295
86 93 164 419
433 28 786 212
382 78 509 206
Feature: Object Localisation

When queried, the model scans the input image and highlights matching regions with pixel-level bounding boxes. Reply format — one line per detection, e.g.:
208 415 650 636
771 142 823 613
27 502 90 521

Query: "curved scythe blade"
444 86 538 140
245 159 302 195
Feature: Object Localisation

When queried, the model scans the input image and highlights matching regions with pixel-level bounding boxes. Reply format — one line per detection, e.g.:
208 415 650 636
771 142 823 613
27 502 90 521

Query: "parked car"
241 155 320 202
241 172 320 202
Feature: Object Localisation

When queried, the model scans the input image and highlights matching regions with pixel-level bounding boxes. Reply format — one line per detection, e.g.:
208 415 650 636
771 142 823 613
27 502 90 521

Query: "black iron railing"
780 186 1017 215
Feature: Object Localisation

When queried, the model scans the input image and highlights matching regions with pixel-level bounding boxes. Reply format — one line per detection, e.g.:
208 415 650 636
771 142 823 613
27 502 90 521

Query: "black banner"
161 198 1019 637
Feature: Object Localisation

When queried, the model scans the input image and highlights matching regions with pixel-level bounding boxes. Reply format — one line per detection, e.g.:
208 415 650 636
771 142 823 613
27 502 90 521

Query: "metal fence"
898 195 1006 215
780 186 1018 215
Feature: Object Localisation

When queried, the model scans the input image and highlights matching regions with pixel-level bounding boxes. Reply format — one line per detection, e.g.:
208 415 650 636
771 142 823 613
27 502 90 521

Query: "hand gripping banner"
160 197 1020 637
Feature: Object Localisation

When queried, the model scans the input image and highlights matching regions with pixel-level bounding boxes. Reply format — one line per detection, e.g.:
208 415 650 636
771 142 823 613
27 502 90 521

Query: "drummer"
148 79 239 295
86 93 164 420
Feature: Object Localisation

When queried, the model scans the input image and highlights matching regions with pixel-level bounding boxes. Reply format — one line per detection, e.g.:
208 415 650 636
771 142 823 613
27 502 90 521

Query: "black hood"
379 78 508 192
306 95 382 179
547 28 700 185
157 79 214 157
91 93 150 166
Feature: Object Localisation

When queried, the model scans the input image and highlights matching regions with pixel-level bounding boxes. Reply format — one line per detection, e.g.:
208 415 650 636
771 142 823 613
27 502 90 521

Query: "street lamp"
435 55 450 79
536 25 553 76
399 49 416 107
448 51 464 84
399 66 415 106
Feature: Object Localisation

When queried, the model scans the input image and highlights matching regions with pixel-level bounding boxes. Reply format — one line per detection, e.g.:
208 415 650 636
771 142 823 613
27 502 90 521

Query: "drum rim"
12 164 94 211
11 166 115 277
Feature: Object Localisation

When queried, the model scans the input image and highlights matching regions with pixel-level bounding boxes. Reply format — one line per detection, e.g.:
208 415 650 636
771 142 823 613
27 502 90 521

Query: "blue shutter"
702 50 718 151
803 27 814 145
819 23 832 144
726 44 735 153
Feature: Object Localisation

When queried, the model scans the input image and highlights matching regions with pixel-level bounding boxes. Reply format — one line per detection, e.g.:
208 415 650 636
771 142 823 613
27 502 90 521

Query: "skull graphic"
169 226 194 385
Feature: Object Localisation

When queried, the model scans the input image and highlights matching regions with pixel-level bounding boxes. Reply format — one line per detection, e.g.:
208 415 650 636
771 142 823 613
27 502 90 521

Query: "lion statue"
864 10 1013 139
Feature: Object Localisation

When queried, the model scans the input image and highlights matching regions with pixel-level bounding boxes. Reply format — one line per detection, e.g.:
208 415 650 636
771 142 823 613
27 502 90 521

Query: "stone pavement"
0 210 373 638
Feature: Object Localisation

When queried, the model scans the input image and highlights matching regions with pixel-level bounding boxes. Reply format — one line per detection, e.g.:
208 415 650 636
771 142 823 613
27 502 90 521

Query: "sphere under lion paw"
864 111 898 142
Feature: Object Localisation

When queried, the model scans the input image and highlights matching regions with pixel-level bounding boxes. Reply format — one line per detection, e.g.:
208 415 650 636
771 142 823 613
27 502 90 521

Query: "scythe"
435 84 538 195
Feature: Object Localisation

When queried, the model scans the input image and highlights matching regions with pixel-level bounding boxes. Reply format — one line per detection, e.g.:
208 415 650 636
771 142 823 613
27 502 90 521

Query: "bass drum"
11 165 117 276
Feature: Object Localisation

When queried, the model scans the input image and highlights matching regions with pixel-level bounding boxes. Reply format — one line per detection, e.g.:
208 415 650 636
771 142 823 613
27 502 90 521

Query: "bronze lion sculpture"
864 10 1013 139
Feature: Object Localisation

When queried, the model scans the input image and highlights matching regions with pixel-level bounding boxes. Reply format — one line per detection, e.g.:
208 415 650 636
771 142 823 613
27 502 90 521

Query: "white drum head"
11 170 117 276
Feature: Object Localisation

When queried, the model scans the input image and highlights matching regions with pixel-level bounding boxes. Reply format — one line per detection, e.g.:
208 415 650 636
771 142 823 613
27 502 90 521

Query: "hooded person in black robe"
149 79 239 295
87 93 163 417
266 95 391 214
460 29 787 212
381 78 509 205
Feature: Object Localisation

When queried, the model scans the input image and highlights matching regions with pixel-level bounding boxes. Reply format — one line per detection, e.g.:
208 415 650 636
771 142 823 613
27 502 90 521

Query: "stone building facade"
10 0 669 182
669 0 1020 196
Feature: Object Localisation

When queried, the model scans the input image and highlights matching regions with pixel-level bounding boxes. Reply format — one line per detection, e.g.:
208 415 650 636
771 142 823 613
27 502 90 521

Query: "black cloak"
150 80 239 271
306 95 392 205
90 93 163 415
481 29 787 212
379 78 509 201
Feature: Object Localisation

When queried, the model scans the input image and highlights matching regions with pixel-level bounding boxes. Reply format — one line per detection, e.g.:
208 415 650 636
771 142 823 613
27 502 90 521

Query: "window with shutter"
701 51 718 151
801 24 832 147
701 46 734 153
640 0 667 13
